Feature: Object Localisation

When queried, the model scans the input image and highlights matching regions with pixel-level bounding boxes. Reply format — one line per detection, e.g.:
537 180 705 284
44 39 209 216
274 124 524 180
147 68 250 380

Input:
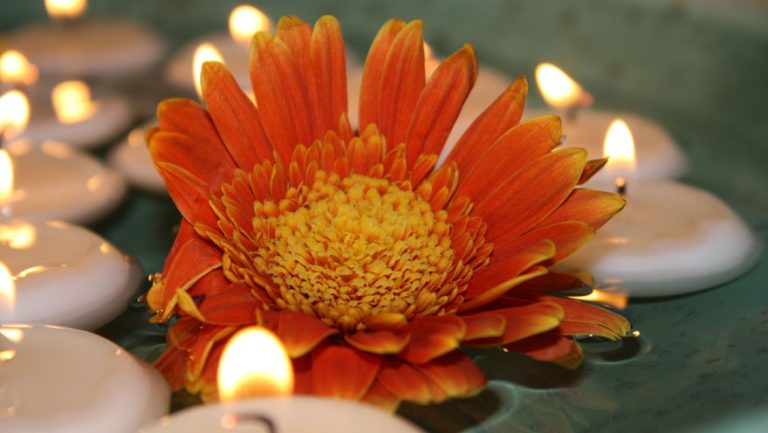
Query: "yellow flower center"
254 173 456 331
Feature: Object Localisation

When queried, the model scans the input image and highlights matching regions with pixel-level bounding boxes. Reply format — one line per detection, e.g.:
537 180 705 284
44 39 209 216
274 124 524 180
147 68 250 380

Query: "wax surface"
0 324 170 433
108 120 167 194
4 140 126 224
21 95 134 149
557 180 761 297
0 220 141 329
139 396 424 433
6 20 165 77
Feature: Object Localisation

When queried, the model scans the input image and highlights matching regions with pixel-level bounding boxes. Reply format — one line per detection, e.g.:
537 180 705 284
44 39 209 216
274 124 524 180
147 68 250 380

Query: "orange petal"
167 316 204 350
579 158 608 184
157 98 227 156
186 325 236 381
460 312 506 341
153 161 219 229
414 351 486 398
359 19 406 131
464 239 556 299
292 354 314 395
460 265 550 313
311 16 348 135
150 131 235 194
540 188 626 230
277 310 337 358
361 380 401 411
513 270 590 295
378 358 444 405
250 31 313 162
476 147 588 238
377 20 425 147
496 221 595 264
406 44 477 166
505 333 583 369
154 345 188 390
539 296 630 340
195 280 262 325
345 329 411 355
467 302 563 346
398 316 466 364
201 61 273 168
447 76 527 171
456 115 562 199
311 344 382 400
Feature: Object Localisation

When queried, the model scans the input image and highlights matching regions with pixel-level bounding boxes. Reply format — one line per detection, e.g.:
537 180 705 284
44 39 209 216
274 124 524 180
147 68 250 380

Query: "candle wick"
615 176 627 197
565 104 579 123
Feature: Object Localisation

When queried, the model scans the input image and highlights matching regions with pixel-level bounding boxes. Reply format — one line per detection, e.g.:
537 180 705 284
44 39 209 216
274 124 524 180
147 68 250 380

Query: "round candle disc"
6 20 166 78
558 180 762 297
139 396 424 433
0 220 142 330
21 95 134 150
0 324 170 433
526 108 688 180
3 140 127 224
165 33 250 92
108 120 167 194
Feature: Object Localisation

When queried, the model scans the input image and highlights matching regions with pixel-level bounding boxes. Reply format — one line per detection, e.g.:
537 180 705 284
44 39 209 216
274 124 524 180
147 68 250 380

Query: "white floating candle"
5 1 165 78
3 139 126 224
532 62 687 180
20 80 133 149
0 219 141 329
140 326 424 433
557 120 760 297
108 120 166 194
0 324 170 433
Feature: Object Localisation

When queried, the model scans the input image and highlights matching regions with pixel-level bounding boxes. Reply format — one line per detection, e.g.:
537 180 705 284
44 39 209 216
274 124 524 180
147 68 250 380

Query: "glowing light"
0 150 12 206
0 328 23 343
0 50 39 86
603 119 637 188
51 80 99 124
0 90 30 140
571 288 628 310
535 63 586 110
217 326 294 402
0 262 15 323
228 5 272 44
0 220 37 249
0 349 15 361
193 43 224 100
423 42 439 78
45 0 87 20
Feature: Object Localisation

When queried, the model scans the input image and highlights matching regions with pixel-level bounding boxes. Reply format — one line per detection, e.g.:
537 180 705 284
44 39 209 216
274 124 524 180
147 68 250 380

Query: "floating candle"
5 0 165 78
532 62 687 180
165 5 273 92
556 120 760 297
0 324 170 433
0 219 142 329
108 120 166 194
19 80 134 149
140 326 424 433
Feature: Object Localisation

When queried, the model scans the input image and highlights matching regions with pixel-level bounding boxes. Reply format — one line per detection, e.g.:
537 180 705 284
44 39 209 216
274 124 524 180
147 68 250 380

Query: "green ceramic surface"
2 1 767 432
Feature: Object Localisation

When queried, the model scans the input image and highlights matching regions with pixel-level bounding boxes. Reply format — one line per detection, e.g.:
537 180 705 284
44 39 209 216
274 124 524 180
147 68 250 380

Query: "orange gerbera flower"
147 15 629 409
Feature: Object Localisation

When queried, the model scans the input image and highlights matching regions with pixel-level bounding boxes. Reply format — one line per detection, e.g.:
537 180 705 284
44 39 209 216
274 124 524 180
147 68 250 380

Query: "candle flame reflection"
229 5 272 44
571 288 628 310
45 0 87 20
193 43 225 100
0 328 23 343
0 262 15 322
0 349 15 361
0 50 39 86
52 80 100 124
0 220 37 249
535 63 591 110
217 326 294 402
0 90 30 140
603 119 637 191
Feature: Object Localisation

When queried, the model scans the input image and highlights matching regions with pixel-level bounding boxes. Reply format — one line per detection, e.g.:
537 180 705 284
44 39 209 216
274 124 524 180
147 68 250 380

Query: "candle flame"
603 119 637 187
571 288 628 310
0 150 13 205
0 220 38 249
45 0 87 20
535 63 587 110
193 43 224 100
0 50 39 86
217 326 294 402
0 90 30 140
0 328 23 343
0 262 15 323
228 5 272 44
52 80 99 124
423 42 439 78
